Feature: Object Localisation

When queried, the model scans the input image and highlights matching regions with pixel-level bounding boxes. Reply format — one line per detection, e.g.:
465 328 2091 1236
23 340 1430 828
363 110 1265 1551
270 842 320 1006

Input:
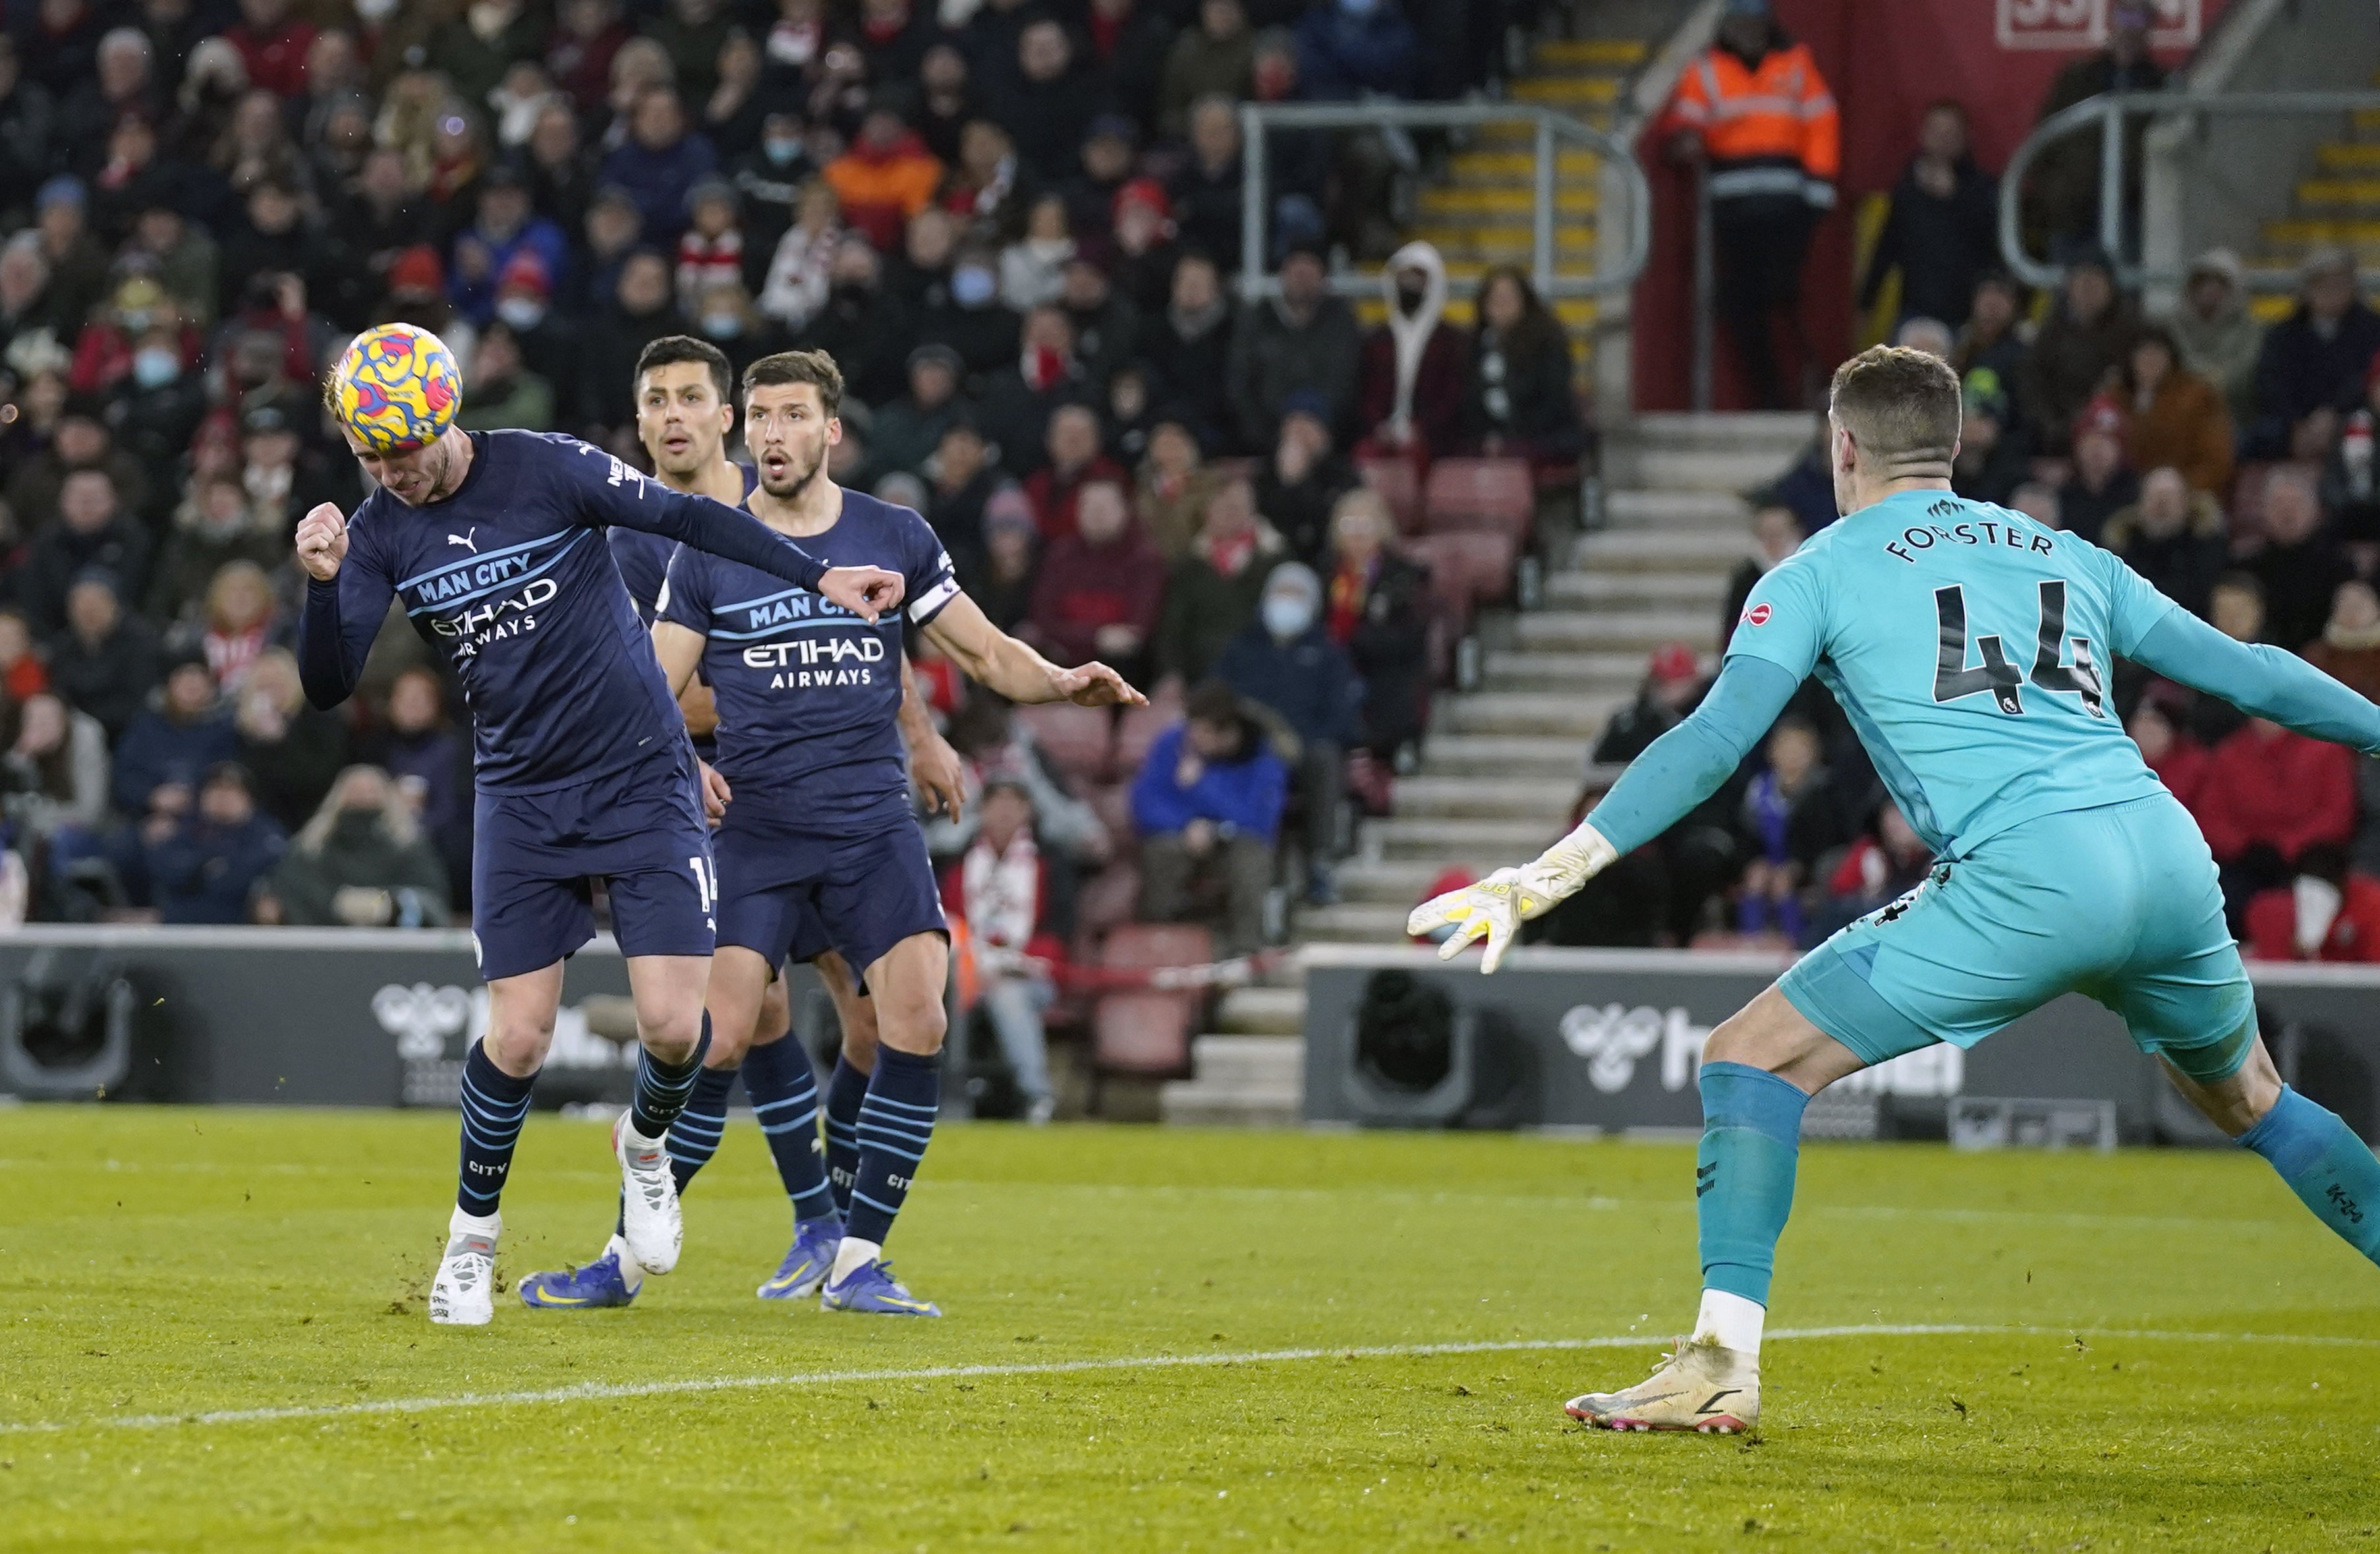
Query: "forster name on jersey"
1882 499 2059 565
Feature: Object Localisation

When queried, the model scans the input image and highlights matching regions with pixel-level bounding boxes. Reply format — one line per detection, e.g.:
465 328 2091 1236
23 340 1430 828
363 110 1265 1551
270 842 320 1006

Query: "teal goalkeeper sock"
1696 1060 1811 1306
2237 1085 2380 1263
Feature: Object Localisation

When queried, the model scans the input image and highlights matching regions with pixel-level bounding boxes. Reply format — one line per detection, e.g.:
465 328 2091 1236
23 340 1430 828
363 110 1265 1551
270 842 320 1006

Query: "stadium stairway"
2245 71 2380 317
1157 412 1814 1126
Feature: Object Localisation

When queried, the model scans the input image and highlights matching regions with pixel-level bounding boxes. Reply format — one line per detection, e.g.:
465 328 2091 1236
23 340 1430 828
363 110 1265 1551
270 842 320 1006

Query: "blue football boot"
518 1236 641 1309
819 1257 942 1316
757 1217 844 1301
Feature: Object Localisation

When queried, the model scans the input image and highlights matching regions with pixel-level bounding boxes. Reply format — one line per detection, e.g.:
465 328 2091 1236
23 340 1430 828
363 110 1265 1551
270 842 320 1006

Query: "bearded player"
1413 346 2380 1432
296 324 905 1325
521 336 966 1309
606 348 1138 1314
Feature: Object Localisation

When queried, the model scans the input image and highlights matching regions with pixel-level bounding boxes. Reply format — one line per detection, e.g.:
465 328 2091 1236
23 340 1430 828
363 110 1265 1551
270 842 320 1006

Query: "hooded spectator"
2119 322 2233 497
2163 247 2262 432
264 764 450 927
1024 476 1164 680
1357 240 1467 462
962 484 1040 633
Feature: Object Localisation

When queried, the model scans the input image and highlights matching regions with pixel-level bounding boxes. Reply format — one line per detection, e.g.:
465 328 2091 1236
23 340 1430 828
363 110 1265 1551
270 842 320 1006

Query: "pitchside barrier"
1303 946 2380 1147
0 926 827 1111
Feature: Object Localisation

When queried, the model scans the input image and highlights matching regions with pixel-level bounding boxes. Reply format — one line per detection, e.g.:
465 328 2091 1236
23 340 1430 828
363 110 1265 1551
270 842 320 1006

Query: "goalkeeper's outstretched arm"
2126 608 2380 753
1409 654 1801 969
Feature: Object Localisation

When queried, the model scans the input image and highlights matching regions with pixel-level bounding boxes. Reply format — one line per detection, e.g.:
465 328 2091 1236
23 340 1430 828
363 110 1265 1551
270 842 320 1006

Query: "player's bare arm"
899 656 965 816
921 590 1148 708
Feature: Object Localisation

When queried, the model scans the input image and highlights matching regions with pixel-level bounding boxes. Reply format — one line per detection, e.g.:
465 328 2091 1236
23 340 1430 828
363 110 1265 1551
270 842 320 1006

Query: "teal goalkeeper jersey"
1726 489 2178 858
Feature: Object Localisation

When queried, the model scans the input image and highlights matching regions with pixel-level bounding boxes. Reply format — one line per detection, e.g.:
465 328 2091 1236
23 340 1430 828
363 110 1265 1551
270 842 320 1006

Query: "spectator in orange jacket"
2245 845 2380 963
1663 0 1838 409
2118 323 2234 498
824 102 944 251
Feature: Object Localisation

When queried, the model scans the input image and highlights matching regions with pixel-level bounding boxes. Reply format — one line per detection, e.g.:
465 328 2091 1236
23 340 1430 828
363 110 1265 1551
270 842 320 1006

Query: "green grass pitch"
3 1108 2377 1551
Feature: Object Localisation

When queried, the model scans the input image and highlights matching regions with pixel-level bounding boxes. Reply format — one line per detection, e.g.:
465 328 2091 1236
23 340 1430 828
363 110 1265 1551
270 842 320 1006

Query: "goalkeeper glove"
1404 821 1618 973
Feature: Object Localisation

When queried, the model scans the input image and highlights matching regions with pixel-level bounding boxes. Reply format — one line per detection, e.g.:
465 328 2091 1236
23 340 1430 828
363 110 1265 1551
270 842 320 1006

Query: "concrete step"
1483 647 1673 691
1604 487 1752 529
1413 732 1590 776
1620 411 1817 453
1159 1036 1303 1126
1577 526 1761 573
1294 901 1415 943
1548 569 1730 608
1440 689 1626 737
1392 774 1582 819
1216 985 1305 1037
1514 609 1720 653
1604 443 1803 494
1336 856 1467 905
1448 148 1604 185
1373 815 1562 861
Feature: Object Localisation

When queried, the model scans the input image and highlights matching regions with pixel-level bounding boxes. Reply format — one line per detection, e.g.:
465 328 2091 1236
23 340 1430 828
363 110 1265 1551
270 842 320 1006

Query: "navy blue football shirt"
298 431 835 793
610 462 762 621
659 488 959 830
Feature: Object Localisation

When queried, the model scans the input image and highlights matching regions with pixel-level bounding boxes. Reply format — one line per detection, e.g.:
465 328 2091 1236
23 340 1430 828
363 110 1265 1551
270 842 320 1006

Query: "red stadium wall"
1628 0 2233 414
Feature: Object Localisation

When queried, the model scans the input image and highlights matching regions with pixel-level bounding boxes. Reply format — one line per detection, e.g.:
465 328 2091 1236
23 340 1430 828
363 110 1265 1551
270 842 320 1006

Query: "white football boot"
613 1112 683 1274
1565 1338 1759 1434
429 1207 501 1326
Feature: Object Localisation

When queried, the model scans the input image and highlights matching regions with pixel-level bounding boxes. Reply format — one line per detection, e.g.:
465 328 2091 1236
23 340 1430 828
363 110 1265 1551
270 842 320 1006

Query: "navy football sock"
742 1036 839 1224
824 1054 869 1220
629 1014 712 1139
846 1047 940 1246
1695 1060 1809 1306
2238 1084 2380 1264
665 1064 737 1194
457 1041 536 1217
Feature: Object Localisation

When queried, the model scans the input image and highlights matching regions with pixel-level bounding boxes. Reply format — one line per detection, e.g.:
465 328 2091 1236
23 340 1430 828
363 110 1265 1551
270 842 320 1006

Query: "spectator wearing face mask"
940 777 1062 1124
919 239 1027 381
113 322 208 471
1023 477 1164 685
1216 561 1359 904
1356 240 1467 465
144 760 284 924
261 764 451 927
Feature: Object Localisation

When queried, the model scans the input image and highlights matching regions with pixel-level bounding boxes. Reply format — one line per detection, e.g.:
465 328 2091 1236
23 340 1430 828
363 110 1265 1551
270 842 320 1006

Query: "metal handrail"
1234 100 1651 302
1999 88 2380 290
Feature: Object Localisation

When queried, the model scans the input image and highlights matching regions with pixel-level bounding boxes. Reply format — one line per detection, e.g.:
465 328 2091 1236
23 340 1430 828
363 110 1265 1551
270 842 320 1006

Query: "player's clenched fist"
295 502 349 581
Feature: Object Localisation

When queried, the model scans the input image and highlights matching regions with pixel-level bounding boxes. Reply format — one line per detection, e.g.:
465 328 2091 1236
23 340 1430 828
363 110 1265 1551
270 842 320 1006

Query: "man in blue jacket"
145 763 285 924
1131 680 1286 955
1215 561 1359 905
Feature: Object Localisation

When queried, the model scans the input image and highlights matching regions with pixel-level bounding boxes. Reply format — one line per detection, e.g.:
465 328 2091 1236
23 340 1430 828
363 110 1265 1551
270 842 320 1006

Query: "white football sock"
1693 1288 1765 1359
447 1205 500 1241
830 1236 882 1283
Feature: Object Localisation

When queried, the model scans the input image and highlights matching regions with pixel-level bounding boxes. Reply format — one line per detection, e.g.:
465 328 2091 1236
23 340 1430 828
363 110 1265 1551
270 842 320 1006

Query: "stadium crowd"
0 0 1558 949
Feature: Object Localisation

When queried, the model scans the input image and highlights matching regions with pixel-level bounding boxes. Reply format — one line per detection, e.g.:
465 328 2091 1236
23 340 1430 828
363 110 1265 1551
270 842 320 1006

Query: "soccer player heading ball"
517 348 1142 1317
300 322 907 1325
1413 345 2380 1433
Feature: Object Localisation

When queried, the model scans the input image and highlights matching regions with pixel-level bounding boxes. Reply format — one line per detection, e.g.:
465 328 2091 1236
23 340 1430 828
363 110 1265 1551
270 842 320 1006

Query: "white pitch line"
3 1323 2376 1438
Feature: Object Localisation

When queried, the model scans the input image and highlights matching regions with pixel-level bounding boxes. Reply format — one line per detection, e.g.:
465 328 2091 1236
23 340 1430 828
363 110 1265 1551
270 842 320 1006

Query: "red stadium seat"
1356 454 1423 534
1013 701 1114 785
1091 990 1197 1076
1101 921 1214 970
1074 861 1143 939
1400 531 1517 610
1424 457 1533 542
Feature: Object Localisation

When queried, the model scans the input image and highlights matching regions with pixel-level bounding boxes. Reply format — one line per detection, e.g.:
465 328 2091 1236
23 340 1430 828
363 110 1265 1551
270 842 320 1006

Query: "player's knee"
703 1018 755 1068
482 1014 553 1076
635 1002 706 1059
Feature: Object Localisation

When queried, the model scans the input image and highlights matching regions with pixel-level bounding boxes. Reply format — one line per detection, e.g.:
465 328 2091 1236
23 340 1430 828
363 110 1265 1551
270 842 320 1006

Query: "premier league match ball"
329 323 462 452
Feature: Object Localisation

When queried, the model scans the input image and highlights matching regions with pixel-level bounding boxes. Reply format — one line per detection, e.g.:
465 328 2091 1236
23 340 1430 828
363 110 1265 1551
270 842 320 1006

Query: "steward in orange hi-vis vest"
1662 0 1840 410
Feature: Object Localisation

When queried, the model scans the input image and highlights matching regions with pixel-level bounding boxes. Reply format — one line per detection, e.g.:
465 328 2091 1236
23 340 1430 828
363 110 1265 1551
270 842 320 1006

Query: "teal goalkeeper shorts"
1778 791 2255 1081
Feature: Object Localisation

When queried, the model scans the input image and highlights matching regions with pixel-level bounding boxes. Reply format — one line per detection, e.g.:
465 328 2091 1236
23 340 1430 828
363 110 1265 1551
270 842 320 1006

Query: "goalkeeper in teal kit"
1412 347 2380 1435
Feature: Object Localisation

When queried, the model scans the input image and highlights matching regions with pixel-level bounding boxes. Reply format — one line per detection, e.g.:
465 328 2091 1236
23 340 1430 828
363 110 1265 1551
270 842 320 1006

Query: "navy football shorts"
713 807 946 985
470 745 717 981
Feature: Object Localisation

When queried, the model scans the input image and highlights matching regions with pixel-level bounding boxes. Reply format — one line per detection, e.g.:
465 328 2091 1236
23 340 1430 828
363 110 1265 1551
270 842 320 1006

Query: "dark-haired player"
295 343 905 1326
521 336 963 1309
640 348 1138 1315
1415 345 2380 1431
